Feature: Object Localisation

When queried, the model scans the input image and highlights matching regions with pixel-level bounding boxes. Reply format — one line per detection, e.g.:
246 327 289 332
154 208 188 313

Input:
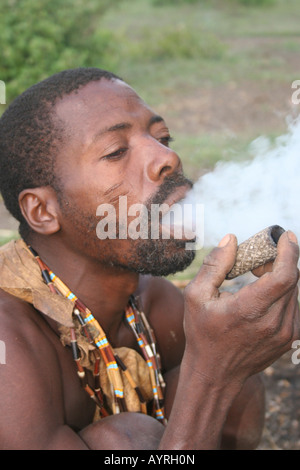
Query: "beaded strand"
27 245 166 424
126 297 166 422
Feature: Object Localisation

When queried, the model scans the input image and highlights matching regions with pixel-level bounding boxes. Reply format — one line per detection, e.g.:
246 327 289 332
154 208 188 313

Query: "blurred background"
1 0 300 449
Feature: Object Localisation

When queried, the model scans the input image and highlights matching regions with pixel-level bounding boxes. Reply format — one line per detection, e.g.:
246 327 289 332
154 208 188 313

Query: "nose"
145 141 182 182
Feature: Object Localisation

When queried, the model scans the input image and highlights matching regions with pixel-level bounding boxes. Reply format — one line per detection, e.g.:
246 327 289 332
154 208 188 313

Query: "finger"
292 294 300 341
287 287 299 343
273 230 299 273
264 290 300 363
245 231 299 310
274 286 300 349
190 234 237 300
269 284 299 337
252 261 273 278
252 231 299 278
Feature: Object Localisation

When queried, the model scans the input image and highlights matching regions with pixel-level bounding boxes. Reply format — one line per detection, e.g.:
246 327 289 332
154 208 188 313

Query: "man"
0 68 298 450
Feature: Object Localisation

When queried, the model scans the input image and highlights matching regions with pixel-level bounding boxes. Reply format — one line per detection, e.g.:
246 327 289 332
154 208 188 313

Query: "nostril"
159 164 173 178
146 146 182 182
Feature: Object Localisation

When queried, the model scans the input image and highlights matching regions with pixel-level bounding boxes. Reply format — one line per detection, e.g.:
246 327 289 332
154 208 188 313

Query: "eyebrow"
92 114 165 143
148 115 164 126
105 122 132 133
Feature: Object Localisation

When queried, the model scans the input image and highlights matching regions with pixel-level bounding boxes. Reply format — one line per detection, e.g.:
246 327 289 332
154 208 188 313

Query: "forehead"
54 79 151 146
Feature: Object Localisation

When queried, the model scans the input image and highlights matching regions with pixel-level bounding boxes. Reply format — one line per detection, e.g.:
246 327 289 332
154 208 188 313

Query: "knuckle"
291 310 300 343
184 281 200 308
201 251 220 274
285 269 299 288
272 313 298 347
277 323 295 347
234 291 265 320
262 321 279 339
275 264 299 291
292 323 300 343
202 250 216 266
184 280 196 299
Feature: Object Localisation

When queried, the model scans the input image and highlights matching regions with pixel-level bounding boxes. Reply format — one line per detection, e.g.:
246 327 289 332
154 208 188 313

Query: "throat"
28 237 141 335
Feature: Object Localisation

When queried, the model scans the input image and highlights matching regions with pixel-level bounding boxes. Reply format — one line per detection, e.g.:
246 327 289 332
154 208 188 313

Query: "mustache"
146 172 193 208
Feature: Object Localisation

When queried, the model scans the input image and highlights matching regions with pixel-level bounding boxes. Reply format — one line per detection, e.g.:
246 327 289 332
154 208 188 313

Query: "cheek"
60 170 108 212
59 160 151 227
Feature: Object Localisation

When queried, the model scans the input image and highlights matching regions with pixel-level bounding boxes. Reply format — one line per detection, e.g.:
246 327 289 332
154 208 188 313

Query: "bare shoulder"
0 288 59 360
0 288 48 350
137 275 186 372
0 289 65 449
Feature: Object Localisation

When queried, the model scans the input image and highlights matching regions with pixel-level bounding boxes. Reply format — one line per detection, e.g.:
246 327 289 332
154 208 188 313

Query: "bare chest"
54 338 97 431
54 320 143 430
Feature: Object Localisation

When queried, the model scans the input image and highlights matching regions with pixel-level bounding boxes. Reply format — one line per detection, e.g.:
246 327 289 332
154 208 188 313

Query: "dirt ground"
0 69 300 450
258 352 300 450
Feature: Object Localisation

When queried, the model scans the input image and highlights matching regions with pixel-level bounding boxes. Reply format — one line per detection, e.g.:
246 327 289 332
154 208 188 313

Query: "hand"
183 231 300 389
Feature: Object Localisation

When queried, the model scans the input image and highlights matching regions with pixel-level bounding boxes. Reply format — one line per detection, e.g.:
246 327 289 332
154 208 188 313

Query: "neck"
26 235 140 340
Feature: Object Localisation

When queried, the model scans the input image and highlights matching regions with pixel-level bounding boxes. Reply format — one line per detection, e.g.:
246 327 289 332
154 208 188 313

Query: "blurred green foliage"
151 0 276 5
1 0 219 104
125 25 225 62
1 0 121 102
1 0 278 105
151 0 202 5
237 0 275 4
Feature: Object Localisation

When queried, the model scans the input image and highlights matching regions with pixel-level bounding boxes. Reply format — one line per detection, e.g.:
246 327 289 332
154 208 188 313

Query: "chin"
127 239 197 277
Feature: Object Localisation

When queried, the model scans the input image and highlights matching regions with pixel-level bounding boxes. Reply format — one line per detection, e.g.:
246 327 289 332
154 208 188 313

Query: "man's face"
53 78 195 276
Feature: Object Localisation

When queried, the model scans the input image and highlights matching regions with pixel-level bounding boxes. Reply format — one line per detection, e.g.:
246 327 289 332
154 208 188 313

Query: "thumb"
191 234 237 300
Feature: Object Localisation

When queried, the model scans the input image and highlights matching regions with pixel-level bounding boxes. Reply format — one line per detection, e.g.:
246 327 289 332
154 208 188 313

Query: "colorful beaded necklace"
27 245 166 424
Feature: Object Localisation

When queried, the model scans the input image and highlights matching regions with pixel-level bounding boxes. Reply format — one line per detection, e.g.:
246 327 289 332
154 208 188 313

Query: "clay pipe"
226 225 285 280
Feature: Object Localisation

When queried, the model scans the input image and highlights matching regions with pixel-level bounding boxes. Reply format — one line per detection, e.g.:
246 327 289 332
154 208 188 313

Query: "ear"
18 187 61 235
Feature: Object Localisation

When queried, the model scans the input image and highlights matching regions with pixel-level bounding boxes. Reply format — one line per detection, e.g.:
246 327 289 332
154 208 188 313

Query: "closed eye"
102 148 128 161
158 136 175 147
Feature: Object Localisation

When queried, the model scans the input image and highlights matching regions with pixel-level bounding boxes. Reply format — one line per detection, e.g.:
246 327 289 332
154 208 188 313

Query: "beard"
123 237 196 277
56 172 196 277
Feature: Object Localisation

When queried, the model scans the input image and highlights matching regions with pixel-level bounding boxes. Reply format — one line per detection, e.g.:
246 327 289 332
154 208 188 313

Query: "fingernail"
218 234 231 247
287 231 298 244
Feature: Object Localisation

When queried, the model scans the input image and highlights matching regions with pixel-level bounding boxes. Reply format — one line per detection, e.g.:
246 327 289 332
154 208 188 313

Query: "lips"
159 184 191 216
156 185 194 240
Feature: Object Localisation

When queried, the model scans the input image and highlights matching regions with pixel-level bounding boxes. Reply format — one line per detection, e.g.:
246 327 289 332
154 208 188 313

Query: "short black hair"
0 67 121 238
